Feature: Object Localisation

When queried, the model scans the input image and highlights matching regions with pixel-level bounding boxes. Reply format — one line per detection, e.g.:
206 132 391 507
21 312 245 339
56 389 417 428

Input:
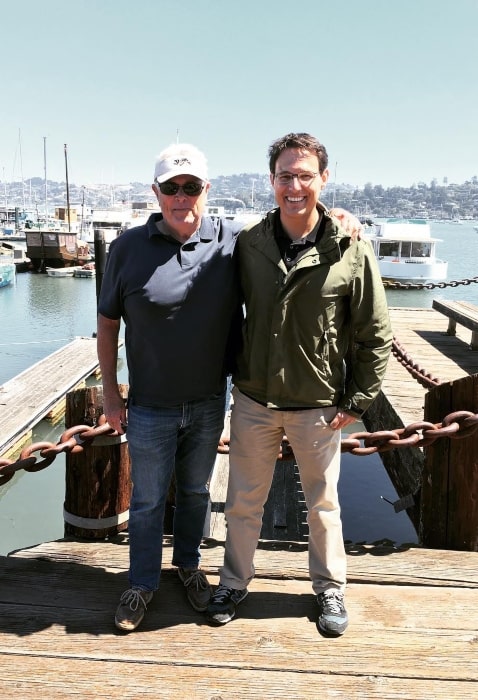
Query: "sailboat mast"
18 128 25 210
43 137 48 228
64 143 71 232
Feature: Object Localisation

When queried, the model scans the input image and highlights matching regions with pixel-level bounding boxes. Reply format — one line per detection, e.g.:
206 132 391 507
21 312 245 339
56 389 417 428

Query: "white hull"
74 267 95 278
378 258 448 283
46 266 81 277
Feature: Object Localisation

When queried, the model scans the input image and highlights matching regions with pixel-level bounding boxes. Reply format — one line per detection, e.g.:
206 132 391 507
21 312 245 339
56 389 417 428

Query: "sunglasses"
156 180 205 196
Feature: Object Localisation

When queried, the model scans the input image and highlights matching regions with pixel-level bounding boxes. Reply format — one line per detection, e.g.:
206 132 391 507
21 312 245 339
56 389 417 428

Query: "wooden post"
422 373 478 550
64 384 131 539
94 228 106 306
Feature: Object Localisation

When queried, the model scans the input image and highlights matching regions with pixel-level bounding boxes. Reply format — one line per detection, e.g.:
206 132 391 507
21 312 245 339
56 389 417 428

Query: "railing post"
94 228 106 307
64 384 131 539
421 373 478 550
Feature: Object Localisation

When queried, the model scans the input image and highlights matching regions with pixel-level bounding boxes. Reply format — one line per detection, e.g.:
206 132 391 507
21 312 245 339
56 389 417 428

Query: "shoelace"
120 589 149 611
212 584 234 603
322 591 344 614
181 569 209 591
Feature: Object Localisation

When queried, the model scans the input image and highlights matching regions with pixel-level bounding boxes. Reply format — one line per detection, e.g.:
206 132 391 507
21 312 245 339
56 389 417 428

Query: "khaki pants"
220 387 346 594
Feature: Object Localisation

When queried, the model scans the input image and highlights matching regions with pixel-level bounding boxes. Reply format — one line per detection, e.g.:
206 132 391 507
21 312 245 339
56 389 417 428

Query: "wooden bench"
432 299 478 350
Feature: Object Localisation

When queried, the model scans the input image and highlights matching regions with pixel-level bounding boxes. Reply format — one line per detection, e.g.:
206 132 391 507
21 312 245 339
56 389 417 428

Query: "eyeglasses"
273 172 318 186
156 180 205 196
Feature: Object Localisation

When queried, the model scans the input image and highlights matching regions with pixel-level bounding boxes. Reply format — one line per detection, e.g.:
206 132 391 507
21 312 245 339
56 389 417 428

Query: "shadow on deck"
0 535 477 698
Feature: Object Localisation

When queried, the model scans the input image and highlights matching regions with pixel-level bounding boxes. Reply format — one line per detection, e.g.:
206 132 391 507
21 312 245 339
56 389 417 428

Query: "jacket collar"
248 205 352 267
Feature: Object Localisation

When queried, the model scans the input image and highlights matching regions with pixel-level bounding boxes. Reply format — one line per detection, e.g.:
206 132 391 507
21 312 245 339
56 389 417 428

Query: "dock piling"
64 385 131 539
422 373 478 550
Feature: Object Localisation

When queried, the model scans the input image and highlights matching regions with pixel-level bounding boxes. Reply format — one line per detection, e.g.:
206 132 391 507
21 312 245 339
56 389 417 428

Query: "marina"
0 221 477 697
1 221 478 554
1 315 477 696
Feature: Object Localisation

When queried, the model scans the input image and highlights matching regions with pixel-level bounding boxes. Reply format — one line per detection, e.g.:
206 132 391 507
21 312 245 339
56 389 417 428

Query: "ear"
320 169 330 187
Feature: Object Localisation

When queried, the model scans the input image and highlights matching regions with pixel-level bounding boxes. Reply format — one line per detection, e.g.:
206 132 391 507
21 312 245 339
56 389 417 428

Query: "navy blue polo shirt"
98 212 242 406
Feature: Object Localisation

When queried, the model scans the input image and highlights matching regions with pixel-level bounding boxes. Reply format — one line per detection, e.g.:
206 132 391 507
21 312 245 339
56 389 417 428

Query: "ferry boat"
363 218 448 283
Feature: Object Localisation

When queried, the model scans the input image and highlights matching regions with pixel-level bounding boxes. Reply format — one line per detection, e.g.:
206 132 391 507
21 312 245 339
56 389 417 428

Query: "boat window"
401 242 412 258
378 241 399 257
411 242 430 257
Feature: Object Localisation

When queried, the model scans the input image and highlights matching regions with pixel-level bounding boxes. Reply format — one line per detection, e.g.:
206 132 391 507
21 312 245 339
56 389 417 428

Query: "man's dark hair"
268 132 329 174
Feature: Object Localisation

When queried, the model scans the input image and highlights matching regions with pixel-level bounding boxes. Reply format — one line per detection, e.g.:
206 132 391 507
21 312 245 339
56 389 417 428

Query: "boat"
363 218 448 283
25 230 91 271
0 260 16 288
83 203 156 253
0 241 31 272
45 266 81 278
74 263 96 278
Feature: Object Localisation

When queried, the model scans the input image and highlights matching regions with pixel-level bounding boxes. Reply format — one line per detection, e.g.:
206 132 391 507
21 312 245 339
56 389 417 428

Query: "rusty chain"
391 336 442 389
2 410 478 487
382 275 478 291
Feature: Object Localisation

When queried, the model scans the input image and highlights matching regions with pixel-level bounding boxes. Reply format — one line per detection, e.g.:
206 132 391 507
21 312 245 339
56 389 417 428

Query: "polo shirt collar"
151 212 215 242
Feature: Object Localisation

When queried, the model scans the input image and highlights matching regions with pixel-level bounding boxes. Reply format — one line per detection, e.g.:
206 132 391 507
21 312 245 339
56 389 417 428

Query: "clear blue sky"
1 0 476 188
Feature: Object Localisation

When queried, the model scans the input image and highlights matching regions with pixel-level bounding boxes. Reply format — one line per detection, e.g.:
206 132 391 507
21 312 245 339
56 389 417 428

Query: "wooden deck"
384 306 477 427
0 536 476 698
0 337 102 458
0 305 478 696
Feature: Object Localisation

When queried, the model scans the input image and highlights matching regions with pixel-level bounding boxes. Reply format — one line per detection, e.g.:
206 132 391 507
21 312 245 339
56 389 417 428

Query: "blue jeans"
126 390 226 591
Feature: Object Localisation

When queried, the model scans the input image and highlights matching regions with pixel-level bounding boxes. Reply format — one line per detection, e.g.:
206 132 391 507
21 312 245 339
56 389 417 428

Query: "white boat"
74 263 96 278
0 241 31 272
364 218 448 283
0 260 16 288
83 204 156 252
45 266 81 278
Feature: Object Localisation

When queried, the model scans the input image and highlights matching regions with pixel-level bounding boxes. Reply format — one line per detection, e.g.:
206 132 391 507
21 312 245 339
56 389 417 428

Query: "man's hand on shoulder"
330 208 363 242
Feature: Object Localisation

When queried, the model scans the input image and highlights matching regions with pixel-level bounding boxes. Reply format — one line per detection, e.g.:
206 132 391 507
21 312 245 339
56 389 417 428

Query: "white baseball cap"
153 143 208 183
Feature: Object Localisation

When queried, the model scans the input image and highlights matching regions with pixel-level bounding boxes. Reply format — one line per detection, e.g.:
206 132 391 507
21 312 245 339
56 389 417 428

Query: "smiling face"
152 175 210 240
271 148 329 235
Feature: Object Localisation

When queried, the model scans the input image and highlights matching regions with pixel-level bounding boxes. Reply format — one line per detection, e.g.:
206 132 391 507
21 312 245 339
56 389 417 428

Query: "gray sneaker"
177 568 212 612
317 590 348 636
206 584 248 625
115 587 153 632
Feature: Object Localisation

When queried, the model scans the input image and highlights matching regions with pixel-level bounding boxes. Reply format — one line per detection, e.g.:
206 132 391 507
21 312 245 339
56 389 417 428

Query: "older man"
97 143 243 631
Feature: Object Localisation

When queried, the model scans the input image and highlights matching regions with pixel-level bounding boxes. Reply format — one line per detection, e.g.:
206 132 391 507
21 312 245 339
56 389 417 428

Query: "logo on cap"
173 158 191 167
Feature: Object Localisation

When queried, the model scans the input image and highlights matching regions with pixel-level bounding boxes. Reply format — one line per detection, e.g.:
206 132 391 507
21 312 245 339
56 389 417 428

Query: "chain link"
391 336 442 389
382 275 478 291
2 410 478 486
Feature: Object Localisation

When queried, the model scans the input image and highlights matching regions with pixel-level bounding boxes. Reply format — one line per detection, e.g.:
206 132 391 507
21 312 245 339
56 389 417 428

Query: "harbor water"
1 221 477 556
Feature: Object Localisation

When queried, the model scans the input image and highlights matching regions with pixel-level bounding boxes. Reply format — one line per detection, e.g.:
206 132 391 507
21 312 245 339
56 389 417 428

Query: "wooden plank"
205 411 230 541
0 573 476 684
432 298 478 330
0 337 116 459
9 536 478 588
1 656 476 699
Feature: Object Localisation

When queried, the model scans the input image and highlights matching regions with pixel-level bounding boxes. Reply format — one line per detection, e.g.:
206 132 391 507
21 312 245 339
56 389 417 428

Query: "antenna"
43 136 48 227
64 144 71 232
332 161 337 209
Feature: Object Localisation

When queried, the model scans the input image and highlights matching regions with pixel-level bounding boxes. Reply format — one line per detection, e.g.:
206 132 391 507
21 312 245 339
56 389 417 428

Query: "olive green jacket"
234 207 392 417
